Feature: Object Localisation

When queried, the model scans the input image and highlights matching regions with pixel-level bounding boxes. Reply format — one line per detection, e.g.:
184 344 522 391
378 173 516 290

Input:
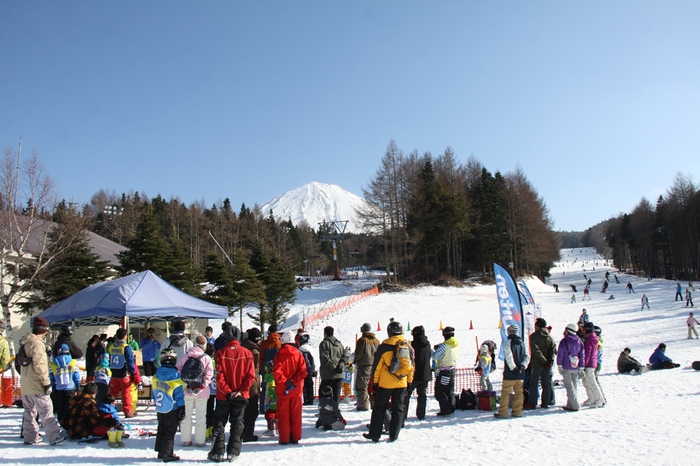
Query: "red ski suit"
273 344 308 443
215 340 256 401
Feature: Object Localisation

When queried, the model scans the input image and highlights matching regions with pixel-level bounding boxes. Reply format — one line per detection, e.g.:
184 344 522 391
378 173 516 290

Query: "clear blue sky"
2 1 699 232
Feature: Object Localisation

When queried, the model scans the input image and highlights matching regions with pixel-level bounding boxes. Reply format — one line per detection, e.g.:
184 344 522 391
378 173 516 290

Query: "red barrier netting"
303 286 379 329
310 367 481 399
1 373 21 407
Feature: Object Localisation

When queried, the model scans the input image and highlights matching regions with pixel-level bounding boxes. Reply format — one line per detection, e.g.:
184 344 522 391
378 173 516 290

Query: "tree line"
357 140 560 283
605 173 700 281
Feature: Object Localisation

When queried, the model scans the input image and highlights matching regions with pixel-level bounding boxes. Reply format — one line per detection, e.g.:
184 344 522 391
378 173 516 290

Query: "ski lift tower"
319 220 348 281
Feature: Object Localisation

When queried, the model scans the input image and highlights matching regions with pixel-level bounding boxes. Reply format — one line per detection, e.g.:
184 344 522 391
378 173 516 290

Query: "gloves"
44 385 52 396
519 365 527 373
578 368 585 378
544 361 553 369
335 364 343 374
284 380 295 395
227 391 242 401
512 368 522 376
178 406 186 421
557 365 564 376
192 387 202 395
138 383 143 392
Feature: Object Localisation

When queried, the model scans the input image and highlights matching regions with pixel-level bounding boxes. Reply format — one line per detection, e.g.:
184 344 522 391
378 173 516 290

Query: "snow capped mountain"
261 182 368 233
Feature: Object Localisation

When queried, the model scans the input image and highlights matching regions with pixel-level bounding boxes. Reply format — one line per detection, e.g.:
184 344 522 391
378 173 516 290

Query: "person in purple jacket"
557 323 585 412
580 322 604 408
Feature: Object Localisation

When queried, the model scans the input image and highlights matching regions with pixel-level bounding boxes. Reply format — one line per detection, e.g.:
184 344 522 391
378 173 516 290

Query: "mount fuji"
261 182 369 233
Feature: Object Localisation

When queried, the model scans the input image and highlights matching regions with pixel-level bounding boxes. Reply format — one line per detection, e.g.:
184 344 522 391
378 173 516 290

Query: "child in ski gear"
557 323 585 412
63 383 119 440
494 324 530 419
108 328 141 418
273 330 308 445
49 343 82 424
342 358 354 401
316 385 346 430
687 312 699 339
98 393 123 427
648 343 680 370
94 353 112 405
152 348 186 462
263 368 278 437
477 344 493 391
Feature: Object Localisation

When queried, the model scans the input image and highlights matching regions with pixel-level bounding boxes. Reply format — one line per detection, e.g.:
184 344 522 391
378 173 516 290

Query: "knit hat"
57 344 71 356
246 327 262 342
268 324 278 333
223 325 241 342
280 330 295 345
583 322 595 333
411 325 425 337
361 323 371 333
442 326 455 339
565 323 578 334
298 334 310 345
32 317 49 334
535 318 547 328
507 324 519 336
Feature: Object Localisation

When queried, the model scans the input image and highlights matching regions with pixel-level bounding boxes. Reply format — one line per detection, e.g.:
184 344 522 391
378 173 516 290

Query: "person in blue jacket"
152 348 186 463
648 343 680 370
49 343 82 424
140 327 161 377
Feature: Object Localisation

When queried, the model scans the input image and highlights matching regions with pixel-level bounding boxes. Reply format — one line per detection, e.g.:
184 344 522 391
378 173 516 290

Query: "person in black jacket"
404 326 431 421
85 334 104 383
53 325 83 360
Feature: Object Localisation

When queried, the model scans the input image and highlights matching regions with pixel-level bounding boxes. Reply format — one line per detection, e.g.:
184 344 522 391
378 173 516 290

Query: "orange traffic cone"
377 321 381 331
498 319 502 329
469 320 473 330
439 320 443 330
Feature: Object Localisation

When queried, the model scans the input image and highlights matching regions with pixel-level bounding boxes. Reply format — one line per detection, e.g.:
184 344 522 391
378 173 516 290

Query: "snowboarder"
569 284 577 292
553 284 559 293
648 343 680 370
601 280 608 293
626 282 635 294
617 348 647 374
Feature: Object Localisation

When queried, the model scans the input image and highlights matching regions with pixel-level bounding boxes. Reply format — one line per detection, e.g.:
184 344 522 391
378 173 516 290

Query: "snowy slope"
261 182 369 233
2 249 698 465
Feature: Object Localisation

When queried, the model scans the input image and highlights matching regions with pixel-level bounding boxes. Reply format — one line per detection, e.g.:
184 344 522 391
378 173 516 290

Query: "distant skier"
686 312 699 339
571 294 576 303
601 280 608 293
675 283 683 301
583 287 591 300
553 284 559 293
626 282 635 294
686 287 694 308
570 285 578 293
640 294 650 311
614 275 620 284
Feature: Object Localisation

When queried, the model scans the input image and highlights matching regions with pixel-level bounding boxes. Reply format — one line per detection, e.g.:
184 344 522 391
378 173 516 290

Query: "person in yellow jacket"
363 321 414 443
431 326 459 416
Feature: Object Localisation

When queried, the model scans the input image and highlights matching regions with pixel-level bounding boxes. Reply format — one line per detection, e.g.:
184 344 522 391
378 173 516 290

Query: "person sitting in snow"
315 385 346 430
617 348 647 374
62 383 119 441
648 343 680 370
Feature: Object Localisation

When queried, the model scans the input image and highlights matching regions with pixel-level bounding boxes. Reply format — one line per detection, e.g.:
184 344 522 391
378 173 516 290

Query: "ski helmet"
387 321 403 336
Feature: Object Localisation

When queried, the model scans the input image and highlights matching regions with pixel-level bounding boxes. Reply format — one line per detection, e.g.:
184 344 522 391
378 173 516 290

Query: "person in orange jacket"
272 331 308 445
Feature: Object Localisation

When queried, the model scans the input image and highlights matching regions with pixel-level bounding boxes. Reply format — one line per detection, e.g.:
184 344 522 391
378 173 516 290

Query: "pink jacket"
583 333 599 369
176 345 214 398
687 316 699 327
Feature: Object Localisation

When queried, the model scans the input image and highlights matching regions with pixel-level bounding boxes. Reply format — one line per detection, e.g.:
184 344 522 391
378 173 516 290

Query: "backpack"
180 353 206 389
458 388 476 410
14 344 33 372
388 340 414 379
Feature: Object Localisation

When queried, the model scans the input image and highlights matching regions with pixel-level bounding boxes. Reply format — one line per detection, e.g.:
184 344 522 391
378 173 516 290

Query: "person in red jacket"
273 331 308 445
208 326 256 463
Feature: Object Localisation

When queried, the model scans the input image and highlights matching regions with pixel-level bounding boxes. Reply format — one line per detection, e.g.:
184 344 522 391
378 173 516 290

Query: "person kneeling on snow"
617 348 647 374
648 343 681 370
315 385 346 430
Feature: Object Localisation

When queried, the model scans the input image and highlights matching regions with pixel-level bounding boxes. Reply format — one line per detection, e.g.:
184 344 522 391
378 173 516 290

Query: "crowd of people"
8 277 698 462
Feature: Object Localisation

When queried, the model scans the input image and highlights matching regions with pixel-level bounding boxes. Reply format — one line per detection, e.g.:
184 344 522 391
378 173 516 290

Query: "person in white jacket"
176 335 214 447
687 312 699 339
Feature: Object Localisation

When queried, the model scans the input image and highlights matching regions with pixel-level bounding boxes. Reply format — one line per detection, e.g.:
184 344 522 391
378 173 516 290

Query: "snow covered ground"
2 248 698 465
